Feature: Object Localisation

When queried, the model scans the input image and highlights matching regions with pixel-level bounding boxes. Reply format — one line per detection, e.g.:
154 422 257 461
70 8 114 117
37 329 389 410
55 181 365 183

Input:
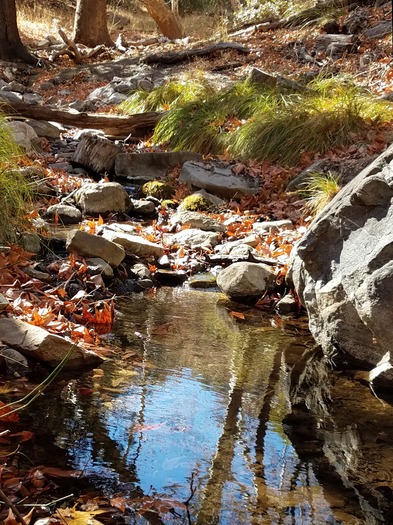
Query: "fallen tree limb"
3 100 162 138
143 42 250 65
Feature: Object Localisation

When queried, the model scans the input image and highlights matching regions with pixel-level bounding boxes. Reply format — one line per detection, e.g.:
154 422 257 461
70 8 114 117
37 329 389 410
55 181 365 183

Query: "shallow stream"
24 288 393 524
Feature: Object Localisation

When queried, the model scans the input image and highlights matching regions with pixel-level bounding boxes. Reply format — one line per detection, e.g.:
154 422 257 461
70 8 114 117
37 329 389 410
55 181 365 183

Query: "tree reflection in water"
23 288 390 524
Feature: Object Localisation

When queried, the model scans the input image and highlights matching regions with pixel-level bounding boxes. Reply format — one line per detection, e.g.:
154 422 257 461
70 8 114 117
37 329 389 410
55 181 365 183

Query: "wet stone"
188 273 217 288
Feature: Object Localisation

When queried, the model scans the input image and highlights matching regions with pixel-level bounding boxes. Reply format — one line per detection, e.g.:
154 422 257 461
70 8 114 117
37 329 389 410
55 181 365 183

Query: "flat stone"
180 161 260 198
252 220 294 233
115 151 203 182
0 91 23 103
165 229 221 249
215 235 260 254
0 318 103 369
66 229 125 267
188 273 217 288
102 230 164 258
154 269 188 286
170 210 225 232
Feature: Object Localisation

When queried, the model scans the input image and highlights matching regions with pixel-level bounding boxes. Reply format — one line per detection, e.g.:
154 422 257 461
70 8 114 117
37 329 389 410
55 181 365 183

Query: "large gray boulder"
0 318 103 369
180 161 260 198
217 262 275 299
289 144 393 385
73 182 132 216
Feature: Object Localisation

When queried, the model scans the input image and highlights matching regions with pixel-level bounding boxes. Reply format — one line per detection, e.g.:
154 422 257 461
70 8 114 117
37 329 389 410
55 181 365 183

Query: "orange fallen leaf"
230 311 246 320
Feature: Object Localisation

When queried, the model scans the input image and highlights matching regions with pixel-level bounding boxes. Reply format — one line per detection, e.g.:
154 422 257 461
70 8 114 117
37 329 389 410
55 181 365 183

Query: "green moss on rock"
141 181 175 200
179 194 213 212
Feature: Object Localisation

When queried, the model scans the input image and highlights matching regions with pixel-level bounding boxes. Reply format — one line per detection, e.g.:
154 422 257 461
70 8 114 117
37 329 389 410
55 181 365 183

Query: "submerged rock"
289 144 393 386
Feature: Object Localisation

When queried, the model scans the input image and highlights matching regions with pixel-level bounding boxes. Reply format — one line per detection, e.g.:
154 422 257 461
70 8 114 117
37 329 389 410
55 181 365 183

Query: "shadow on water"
22 287 393 524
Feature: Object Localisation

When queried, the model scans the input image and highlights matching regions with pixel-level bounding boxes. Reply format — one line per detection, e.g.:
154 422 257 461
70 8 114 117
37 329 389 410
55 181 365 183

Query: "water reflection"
25 288 376 524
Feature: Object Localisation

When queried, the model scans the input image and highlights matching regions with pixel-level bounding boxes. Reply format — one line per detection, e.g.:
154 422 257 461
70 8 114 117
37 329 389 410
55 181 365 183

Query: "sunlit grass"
299 171 342 216
119 74 215 113
125 74 393 164
0 110 32 243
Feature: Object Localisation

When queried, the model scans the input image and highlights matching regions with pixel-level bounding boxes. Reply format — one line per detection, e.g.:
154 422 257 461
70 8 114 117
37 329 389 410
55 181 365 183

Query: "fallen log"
144 42 250 65
3 100 162 138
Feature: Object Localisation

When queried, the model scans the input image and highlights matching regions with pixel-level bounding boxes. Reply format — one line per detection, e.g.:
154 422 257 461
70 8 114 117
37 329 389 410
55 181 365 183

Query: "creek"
22 287 393 524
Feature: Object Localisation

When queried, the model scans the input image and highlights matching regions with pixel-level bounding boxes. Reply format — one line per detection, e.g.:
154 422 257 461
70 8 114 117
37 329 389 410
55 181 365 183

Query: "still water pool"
25 288 381 524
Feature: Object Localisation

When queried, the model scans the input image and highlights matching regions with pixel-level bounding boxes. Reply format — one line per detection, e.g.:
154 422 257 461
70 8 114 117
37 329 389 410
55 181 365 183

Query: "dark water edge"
19 287 393 524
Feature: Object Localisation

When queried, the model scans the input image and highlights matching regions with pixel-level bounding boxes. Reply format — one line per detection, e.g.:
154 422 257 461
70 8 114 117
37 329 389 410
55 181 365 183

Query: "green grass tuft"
118 75 393 165
299 171 342 216
0 110 32 243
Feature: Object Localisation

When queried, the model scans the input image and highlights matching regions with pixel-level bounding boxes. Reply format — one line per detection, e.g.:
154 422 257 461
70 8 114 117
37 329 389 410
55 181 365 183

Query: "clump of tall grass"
0 111 32 243
299 171 342 216
119 74 393 164
119 74 216 114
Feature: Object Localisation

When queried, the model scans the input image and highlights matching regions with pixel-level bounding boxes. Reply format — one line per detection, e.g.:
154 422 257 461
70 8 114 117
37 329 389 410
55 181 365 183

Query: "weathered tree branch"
144 42 250 65
3 101 162 138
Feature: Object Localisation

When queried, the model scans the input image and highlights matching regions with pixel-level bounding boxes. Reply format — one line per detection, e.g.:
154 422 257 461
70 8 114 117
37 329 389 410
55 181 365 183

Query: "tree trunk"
73 0 113 47
140 0 184 40
0 0 37 64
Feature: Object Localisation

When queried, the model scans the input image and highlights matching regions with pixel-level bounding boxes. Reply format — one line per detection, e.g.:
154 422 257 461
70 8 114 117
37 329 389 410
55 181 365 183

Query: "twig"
184 472 196 525
57 27 83 63
19 493 74 507
0 487 27 525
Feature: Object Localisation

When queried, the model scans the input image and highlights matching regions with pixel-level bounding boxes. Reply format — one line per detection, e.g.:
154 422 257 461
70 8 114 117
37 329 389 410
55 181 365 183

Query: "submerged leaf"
56 506 106 525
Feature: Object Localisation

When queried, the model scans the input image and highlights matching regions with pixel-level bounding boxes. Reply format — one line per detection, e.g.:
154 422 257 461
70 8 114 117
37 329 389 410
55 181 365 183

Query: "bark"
73 0 113 47
140 0 184 40
0 0 37 64
3 100 162 138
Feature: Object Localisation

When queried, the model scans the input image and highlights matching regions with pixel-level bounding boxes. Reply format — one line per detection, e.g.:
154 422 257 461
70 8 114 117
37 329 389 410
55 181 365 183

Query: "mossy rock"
179 194 213 212
141 181 175 200
161 199 177 209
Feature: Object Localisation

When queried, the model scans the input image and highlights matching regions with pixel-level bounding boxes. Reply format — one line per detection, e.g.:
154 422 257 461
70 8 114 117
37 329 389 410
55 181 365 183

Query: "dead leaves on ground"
0 246 114 348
